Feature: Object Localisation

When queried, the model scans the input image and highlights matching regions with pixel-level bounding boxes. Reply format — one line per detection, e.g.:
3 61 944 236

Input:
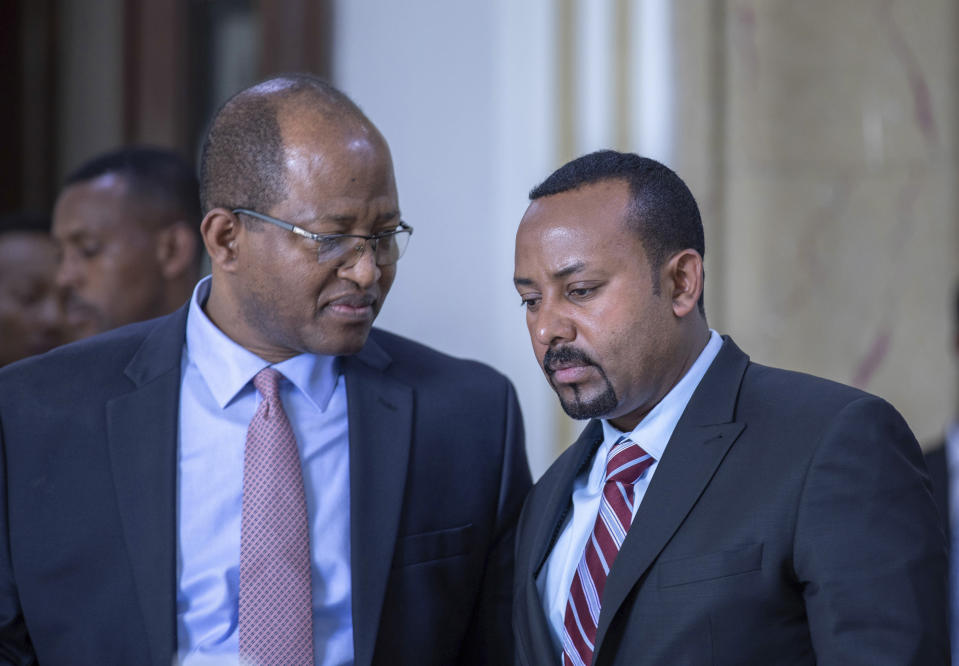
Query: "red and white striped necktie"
562 435 654 666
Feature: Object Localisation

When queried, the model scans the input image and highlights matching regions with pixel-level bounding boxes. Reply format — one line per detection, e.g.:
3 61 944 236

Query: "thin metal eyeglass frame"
232 208 413 265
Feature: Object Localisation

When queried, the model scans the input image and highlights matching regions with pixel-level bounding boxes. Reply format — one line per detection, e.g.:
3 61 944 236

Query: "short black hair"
530 150 705 310
0 212 51 236
64 145 201 227
199 73 368 216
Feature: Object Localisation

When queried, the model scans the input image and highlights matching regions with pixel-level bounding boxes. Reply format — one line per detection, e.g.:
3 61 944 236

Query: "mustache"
543 346 596 375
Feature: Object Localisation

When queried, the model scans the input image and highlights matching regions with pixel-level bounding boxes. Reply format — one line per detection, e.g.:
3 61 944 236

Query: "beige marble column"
714 0 959 444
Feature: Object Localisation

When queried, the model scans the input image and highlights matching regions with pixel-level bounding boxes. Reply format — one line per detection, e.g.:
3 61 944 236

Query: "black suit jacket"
0 304 531 665
514 337 948 665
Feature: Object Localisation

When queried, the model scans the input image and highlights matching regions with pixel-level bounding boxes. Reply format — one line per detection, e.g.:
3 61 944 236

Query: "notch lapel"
531 421 605 579
341 336 413 666
520 421 604 663
593 338 751 657
106 308 187 666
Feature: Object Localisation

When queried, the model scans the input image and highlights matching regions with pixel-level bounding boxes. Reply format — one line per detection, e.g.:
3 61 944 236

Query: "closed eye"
568 283 600 300
79 242 102 259
519 295 541 311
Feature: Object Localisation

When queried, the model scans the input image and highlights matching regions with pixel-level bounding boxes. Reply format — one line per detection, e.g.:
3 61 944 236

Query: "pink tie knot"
253 367 284 402
605 435 654 486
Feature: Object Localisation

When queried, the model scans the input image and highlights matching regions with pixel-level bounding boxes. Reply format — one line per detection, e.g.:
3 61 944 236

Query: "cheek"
0 305 17 332
583 308 641 369
94 247 152 287
377 265 397 295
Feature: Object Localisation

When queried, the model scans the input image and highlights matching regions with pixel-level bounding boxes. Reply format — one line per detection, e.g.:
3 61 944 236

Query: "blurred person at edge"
925 282 959 665
52 146 203 342
0 212 62 366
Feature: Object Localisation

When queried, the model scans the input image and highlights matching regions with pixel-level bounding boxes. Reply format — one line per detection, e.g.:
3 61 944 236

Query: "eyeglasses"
232 208 413 266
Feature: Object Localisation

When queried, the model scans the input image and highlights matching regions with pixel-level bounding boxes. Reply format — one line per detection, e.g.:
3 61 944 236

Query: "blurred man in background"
52 146 203 342
925 283 959 664
0 213 62 367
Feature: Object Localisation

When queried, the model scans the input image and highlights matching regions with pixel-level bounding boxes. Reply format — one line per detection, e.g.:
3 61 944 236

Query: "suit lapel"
532 421 605 578
521 421 604 663
593 337 750 656
341 336 413 666
106 307 187 666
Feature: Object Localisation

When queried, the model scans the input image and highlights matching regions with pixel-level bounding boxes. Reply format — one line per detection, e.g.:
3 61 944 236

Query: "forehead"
515 179 642 272
277 108 397 206
52 175 139 234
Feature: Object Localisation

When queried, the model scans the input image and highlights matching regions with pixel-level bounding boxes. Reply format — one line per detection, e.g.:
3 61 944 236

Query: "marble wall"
713 0 959 445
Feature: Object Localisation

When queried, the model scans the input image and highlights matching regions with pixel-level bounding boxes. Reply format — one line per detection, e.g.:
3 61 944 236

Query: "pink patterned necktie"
562 436 654 666
239 367 314 665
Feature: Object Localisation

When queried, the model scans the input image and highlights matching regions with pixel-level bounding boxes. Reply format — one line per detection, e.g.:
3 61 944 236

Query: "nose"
56 251 82 290
337 239 381 288
531 300 575 348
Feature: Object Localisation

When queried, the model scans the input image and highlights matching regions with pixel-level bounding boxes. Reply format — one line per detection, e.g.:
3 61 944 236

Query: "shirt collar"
600 329 724 462
184 276 339 411
946 419 959 473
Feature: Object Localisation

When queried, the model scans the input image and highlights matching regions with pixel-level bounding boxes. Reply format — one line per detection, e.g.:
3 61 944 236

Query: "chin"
308 330 372 357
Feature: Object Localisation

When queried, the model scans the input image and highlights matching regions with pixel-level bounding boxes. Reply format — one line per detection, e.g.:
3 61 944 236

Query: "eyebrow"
514 261 587 286
553 261 586 278
321 210 401 225
60 229 95 243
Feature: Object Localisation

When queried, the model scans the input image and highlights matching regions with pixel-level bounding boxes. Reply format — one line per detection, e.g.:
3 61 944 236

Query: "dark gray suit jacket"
513 337 948 665
0 304 531 665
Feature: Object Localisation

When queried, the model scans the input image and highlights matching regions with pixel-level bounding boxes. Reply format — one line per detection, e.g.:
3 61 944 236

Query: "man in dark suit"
924 284 958 661
511 150 947 665
0 75 530 665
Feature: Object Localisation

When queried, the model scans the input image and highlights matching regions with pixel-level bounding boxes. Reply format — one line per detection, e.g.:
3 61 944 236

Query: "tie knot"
605 436 653 485
253 367 284 401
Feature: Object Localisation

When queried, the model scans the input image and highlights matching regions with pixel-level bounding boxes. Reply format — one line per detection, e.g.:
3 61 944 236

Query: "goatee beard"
544 346 619 420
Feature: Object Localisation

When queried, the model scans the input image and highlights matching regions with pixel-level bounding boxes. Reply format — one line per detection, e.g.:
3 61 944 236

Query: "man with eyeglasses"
0 74 531 665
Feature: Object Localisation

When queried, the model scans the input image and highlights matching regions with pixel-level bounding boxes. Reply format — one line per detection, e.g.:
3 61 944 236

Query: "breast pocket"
392 523 474 568
657 543 763 588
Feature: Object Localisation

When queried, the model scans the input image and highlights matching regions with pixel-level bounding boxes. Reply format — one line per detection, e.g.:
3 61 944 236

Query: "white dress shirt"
537 329 723 659
176 276 354 665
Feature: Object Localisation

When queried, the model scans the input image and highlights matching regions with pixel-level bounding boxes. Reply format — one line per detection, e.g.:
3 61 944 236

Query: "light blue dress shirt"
176 277 354 665
945 420 959 666
537 330 723 660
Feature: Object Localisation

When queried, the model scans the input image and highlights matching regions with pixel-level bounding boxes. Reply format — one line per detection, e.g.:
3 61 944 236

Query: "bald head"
199 74 378 216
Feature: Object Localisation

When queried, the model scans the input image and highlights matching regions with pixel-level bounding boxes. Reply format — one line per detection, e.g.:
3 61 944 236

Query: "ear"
201 208 242 272
155 222 199 280
665 249 704 318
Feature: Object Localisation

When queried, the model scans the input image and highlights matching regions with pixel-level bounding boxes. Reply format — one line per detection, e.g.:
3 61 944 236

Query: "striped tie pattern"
239 368 315 665
562 436 654 666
